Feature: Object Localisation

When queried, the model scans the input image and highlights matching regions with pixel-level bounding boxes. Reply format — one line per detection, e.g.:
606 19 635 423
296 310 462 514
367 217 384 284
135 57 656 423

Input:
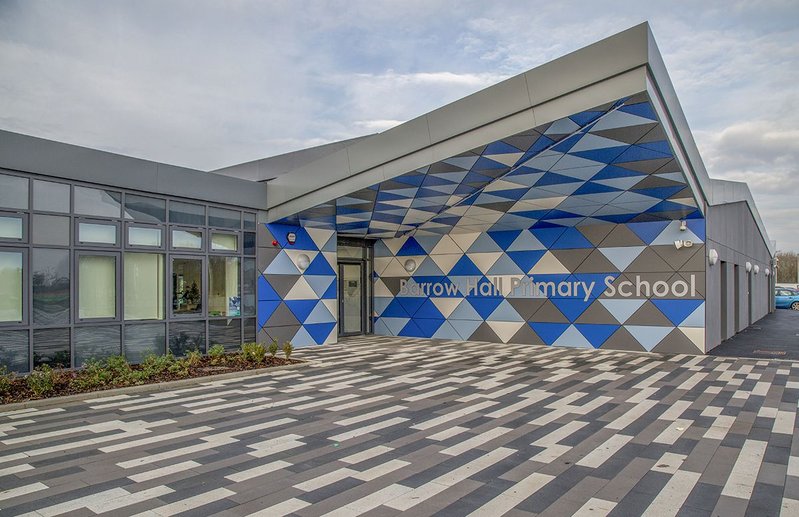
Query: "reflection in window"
125 323 165 363
33 328 71 369
209 319 241 352
169 201 205 226
209 256 240 317
173 257 202 315
129 227 162 247
211 233 237 252
124 253 164 320
0 330 28 373
78 222 117 244
0 174 28 210
74 326 120 366
243 232 256 255
0 215 23 240
74 186 121 218
33 180 70 213
124 194 166 223
169 321 205 356
242 258 256 316
209 207 240 229
0 251 23 322
243 212 256 230
78 255 116 319
32 215 70 246
33 249 70 325
172 229 202 249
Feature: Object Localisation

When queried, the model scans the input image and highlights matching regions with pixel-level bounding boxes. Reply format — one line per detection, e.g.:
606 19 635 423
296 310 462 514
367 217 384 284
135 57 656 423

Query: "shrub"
105 355 137 385
208 344 226 365
268 339 279 358
0 366 13 395
71 359 112 390
27 365 56 397
282 341 294 361
168 357 190 377
140 353 174 379
241 342 266 364
186 349 203 367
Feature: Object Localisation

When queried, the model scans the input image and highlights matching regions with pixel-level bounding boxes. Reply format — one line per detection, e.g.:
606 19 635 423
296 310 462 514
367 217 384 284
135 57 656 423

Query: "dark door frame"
338 260 367 337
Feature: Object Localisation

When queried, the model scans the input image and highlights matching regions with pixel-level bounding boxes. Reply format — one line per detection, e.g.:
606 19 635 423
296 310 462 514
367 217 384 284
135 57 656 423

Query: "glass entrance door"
339 263 364 335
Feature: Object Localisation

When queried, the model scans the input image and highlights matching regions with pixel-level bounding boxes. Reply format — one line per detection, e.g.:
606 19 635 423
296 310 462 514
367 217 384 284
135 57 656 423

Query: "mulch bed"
1 355 301 405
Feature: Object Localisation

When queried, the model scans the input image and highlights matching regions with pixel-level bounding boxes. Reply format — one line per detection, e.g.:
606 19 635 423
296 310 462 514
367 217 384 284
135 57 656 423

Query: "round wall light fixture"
745 261 752 273
708 249 719 266
765 268 771 276
296 253 311 271
404 259 417 273
754 264 760 274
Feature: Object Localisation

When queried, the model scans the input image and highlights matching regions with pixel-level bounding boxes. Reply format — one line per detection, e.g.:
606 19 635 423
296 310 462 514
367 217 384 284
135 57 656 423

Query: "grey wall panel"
705 201 773 351
0 130 267 210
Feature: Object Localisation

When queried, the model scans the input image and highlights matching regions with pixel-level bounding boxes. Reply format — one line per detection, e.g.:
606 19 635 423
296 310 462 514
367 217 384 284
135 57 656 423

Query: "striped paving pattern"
0 335 798 516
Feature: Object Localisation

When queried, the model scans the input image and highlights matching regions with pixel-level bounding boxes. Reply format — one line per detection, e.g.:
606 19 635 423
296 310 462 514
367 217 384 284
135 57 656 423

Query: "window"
209 256 240 317
125 323 165 363
0 174 28 210
0 250 24 322
32 249 70 325
78 254 117 319
209 207 240 229
243 258 256 317
209 319 241 352
243 212 256 230
33 180 70 213
169 321 205 356
124 253 164 320
32 215 70 246
0 214 23 240
0 330 28 373
74 186 121 218
125 194 166 223
74 325 121 366
78 221 118 245
172 229 203 250
169 201 204 226
211 233 238 252
128 226 163 247
33 328 71 369
172 257 203 315
243 232 256 255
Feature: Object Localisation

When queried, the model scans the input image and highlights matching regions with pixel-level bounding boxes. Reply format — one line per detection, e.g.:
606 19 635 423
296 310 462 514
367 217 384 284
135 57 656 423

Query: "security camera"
679 220 687 231
674 240 683 249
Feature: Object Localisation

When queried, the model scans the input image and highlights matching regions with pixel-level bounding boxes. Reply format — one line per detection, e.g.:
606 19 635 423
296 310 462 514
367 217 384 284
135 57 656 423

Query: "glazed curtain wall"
256 224 338 347
373 218 707 354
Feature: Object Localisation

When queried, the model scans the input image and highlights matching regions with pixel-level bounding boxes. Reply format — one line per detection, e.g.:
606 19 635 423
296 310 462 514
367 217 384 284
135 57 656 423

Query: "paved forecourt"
0 336 798 516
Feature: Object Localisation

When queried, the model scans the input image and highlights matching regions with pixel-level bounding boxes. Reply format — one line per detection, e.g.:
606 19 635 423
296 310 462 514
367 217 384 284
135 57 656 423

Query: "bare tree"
776 251 799 283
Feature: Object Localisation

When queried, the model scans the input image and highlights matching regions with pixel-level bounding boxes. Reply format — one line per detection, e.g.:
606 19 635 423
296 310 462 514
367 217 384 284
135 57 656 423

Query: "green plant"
282 341 294 361
209 344 226 365
241 342 266 364
27 365 56 397
105 355 137 385
268 339 279 358
168 357 190 377
140 353 174 379
0 366 13 395
185 349 203 367
71 359 112 390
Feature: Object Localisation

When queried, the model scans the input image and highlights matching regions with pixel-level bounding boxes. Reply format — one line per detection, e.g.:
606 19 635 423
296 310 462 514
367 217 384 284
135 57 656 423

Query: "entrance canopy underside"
278 92 701 238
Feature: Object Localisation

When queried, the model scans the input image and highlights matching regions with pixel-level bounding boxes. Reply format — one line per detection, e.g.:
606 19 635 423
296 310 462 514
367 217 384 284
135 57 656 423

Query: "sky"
0 0 797 250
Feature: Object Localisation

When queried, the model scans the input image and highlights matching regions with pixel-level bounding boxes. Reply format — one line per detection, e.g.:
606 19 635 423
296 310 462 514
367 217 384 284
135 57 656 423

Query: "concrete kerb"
0 360 315 413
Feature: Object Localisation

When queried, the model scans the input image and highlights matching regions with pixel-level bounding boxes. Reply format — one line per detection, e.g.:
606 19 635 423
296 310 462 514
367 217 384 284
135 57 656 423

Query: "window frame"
208 206 242 230
74 250 121 323
32 178 71 214
0 211 27 244
169 226 206 252
123 251 166 322
169 254 206 320
125 222 166 250
209 231 240 254
75 218 121 248
72 185 123 219
0 246 28 326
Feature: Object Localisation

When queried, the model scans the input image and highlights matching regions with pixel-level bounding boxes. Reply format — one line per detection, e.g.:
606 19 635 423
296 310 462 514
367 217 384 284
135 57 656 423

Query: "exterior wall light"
765 268 770 276
754 265 760 274
745 262 752 273
708 249 719 265
296 253 310 271
404 259 417 273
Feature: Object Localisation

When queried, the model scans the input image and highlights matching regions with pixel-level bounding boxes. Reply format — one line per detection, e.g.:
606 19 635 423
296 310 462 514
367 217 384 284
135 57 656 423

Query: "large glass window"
170 201 205 226
172 229 203 250
209 256 239 317
172 257 203 315
32 249 70 325
33 180 70 213
169 321 205 356
74 186 121 218
124 253 164 320
243 258 256 317
209 207 240 229
243 233 256 255
78 254 117 319
125 323 165 363
0 251 23 322
0 215 23 240
0 174 28 210
78 222 118 245
33 328 71 369
74 325 121 366
128 226 163 247
0 330 28 373
32 215 70 246
209 319 241 352
243 212 256 230
211 233 237 252
124 194 166 223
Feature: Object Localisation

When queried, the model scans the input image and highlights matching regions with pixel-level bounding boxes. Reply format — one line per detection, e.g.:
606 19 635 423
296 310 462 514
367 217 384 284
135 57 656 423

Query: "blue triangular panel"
551 297 593 322
304 254 337 276
651 299 705 326
257 300 281 328
529 322 569 345
449 256 483 276
575 324 619 348
285 300 318 323
305 322 336 344
550 227 594 249
258 275 280 301
626 221 671 245
304 301 335 324
397 237 427 256
467 297 504 320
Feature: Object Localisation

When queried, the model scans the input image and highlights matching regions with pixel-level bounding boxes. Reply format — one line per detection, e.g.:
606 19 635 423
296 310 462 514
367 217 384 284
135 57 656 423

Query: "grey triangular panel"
627 301 673 326
601 327 646 352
